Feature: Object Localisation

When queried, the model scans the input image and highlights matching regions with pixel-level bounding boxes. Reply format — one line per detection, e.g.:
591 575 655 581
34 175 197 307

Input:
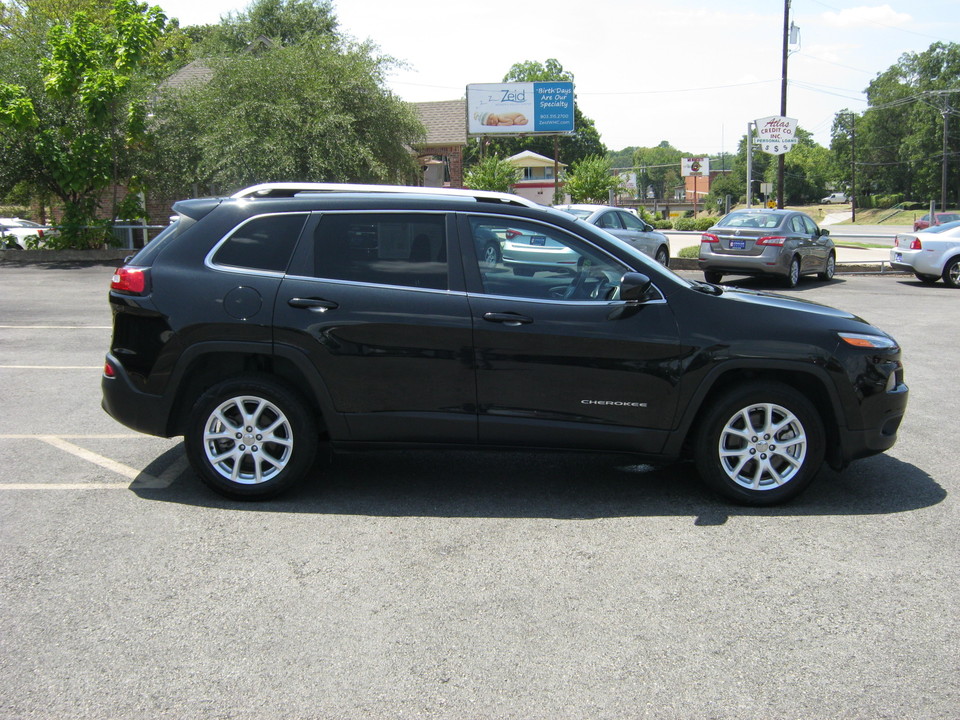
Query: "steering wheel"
590 277 615 300
562 267 591 299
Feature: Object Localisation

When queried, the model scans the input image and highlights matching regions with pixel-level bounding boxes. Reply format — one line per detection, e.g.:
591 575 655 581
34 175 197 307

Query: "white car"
0 218 49 249
821 192 849 204
554 204 671 266
890 220 960 287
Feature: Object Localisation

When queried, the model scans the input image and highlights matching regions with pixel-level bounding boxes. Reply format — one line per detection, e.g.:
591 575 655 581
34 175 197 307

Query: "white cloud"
821 4 911 29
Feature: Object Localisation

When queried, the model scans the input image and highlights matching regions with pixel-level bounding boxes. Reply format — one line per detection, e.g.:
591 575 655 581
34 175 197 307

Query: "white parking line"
0 325 111 329
0 365 102 370
0 434 186 490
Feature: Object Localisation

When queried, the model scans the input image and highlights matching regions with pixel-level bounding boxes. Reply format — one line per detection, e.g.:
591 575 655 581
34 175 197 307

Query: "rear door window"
302 213 448 290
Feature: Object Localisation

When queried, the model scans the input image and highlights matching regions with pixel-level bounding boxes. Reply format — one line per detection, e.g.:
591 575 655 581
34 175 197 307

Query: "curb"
666 258 907 274
0 248 130 265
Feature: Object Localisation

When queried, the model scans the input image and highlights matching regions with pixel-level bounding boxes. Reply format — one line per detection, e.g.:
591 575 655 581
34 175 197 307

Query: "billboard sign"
467 82 575 135
755 115 798 155
681 157 710 177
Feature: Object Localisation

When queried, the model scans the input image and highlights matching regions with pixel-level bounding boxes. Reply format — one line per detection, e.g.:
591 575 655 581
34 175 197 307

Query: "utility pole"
848 113 857 222
778 0 790 209
746 122 754 209
942 109 949 213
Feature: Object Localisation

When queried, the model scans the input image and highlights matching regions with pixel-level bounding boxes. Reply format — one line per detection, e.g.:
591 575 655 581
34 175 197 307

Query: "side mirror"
820 228 830 237
620 272 652 302
643 222 654 232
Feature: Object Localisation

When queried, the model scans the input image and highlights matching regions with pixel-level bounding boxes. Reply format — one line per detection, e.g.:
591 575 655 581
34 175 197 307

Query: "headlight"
838 332 898 349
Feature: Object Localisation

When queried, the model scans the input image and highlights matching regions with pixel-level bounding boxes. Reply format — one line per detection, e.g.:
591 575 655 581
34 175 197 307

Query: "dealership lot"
1 262 957 719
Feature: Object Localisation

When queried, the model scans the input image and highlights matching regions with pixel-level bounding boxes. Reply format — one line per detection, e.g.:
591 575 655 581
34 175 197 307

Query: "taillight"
111 266 148 294
504 229 522 239
37 229 44 238
757 236 786 246
910 238 922 250
701 233 719 244
103 361 116 378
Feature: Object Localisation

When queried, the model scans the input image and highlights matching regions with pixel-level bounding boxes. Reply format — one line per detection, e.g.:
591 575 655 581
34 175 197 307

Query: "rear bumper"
698 256 789 277
889 250 939 276
101 353 174 437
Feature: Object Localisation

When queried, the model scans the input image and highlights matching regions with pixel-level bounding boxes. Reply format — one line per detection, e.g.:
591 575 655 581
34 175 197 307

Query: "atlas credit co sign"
755 115 798 155
466 83 575 135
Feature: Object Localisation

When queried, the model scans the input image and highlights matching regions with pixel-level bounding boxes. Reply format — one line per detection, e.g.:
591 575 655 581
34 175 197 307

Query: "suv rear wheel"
184 376 318 500
694 382 825 505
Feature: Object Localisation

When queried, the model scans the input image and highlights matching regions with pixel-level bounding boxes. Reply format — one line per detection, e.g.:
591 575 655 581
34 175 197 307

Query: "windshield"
924 220 960 233
557 207 592 219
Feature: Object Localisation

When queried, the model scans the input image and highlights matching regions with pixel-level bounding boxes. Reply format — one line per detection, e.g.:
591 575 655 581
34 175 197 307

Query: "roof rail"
230 182 539 208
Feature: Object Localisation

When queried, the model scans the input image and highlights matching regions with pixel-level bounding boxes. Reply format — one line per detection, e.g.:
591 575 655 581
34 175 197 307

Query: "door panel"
460 213 681 453
276 211 476 442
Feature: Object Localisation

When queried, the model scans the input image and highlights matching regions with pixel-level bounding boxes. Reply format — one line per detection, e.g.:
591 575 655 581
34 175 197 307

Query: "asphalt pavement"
1 263 957 719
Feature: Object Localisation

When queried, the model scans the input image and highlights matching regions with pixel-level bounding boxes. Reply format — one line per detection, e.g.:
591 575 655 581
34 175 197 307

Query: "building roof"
414 100 467 146
506 150 565 168
160 59 215 92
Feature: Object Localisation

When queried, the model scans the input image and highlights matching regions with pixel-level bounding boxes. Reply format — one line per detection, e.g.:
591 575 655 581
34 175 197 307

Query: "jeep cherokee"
102 183 908 505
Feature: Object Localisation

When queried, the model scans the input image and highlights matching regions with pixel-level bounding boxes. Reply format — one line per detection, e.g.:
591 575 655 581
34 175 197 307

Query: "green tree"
564 154 623 203
463 155 521 193
0 0 168 247
633 141 684 200
147 36 423 196
761 128 834 204
831 42 960 204
189 0 337 55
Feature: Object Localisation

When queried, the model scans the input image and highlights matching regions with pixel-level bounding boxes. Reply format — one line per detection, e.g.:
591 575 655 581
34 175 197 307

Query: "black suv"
102 183 908 505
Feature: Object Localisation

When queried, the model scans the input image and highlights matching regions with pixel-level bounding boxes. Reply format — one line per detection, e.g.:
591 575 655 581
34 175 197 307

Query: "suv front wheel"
184 376 318 500
694 382 825 505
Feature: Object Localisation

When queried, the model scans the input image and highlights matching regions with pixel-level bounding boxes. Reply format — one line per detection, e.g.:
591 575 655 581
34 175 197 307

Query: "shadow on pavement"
131 444 945 525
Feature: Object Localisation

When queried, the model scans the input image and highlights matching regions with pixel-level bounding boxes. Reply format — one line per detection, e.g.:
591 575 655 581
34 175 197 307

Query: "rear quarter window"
212 213 308 273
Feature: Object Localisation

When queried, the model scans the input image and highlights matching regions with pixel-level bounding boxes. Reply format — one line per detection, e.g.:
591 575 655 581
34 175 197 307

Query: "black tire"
941 257 960 288
915 272 939 285
704 270 723 284
694 382 825 506
784 256 801 288
818 253 836 281
184 376 318 500
655 246 670 267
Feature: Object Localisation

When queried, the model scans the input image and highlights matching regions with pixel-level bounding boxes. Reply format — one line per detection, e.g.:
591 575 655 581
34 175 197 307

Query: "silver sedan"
555 204 671 266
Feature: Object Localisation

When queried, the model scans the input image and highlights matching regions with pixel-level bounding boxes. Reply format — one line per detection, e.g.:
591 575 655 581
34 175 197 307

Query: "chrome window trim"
466 291 666 307
280 273 466 297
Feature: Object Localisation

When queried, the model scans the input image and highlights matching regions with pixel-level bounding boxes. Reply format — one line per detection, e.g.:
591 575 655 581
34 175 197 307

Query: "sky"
152 0 960 155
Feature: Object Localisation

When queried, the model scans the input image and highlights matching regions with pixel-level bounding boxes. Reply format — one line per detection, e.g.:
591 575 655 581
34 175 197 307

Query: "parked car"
821 192 849 204
498 224 580 276
913 212 960 232
0 218 48 249
699 209 836 287
890 220 960 286
102 183 907 506
555 204 671 266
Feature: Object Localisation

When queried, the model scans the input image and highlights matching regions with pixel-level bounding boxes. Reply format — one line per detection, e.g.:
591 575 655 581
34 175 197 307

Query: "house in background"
505 150 565 205
413 100 466 188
